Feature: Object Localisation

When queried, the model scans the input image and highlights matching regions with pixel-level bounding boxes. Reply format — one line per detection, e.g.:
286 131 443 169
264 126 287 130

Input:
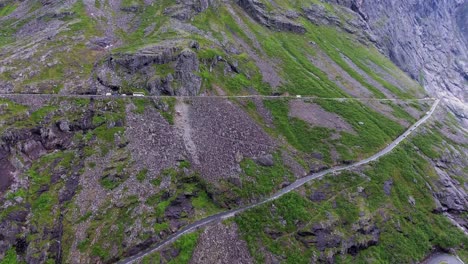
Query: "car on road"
133 92 145 97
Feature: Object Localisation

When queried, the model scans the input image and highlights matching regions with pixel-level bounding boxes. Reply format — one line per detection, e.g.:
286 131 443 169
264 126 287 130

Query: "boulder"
254 154 274 167
309 191 327 202
383 180 393 196
57 120 70 132
21 139 46 160
165 194 194 220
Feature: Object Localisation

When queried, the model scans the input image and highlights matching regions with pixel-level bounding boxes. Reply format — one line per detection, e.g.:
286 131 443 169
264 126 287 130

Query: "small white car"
133 92 145 97
296 95 302 98
105 93 112 96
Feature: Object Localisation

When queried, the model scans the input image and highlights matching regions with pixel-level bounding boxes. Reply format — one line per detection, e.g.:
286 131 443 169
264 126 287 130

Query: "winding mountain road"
117 99 440 264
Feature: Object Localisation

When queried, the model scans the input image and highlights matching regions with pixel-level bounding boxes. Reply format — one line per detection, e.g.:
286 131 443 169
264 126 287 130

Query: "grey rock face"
328 0 468 127
433 165 468 230
94 43 201 96
57 120 70 132
302 4 375 44
0 147 15 192
174 49 202 96
236 0 306 33
164 0 215 21
165 194 194 220
20 139 46 160
303 4 341 26
295 217 380 262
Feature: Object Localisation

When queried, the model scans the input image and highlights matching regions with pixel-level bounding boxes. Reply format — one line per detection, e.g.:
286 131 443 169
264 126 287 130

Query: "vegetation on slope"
235 137 468 263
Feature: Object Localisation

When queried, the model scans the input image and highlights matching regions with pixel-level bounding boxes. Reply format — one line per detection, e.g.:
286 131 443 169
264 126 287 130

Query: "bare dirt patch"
175 100 200 165
340 54 396 99
226 4 282 88
190 222 254 264
234 35 283 88
289 100 356 133
1 94 50 111
364 59 423 97
126 102 185 176
365 100 411 127
310 50 374 98
188 97 275 182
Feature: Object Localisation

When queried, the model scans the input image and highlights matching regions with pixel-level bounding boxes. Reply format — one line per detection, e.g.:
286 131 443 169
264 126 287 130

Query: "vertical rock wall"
328 0 468 127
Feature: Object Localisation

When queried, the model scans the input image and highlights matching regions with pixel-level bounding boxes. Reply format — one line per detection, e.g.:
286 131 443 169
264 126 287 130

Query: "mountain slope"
0 0 467 263
327 0 468 127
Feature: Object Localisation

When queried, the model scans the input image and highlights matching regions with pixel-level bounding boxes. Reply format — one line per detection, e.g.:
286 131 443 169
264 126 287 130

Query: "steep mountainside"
328 0 468 127
0 0 467 263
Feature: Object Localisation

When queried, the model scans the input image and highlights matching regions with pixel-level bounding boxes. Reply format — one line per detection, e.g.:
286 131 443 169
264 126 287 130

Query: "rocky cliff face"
328 0 468 127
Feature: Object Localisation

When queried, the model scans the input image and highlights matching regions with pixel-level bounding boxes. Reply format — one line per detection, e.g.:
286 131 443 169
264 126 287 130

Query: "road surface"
0 93 436 101
422 253 465 264
117 99 440 264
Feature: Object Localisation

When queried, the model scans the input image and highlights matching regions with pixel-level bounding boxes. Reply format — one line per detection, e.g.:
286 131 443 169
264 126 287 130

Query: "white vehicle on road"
105 92 112 96
133 92 145 97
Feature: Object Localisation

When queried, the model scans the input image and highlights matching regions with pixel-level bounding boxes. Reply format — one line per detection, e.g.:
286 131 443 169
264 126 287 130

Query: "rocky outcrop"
0 107 94 263
165 194 195 231
94 42 201 96
0 146 15 192
302 3 376 44
164 0 215 21
236 0 306 34
432 159 468 231
173 49 202 96
0 209 28 259
296 217 380 262
1 124 74 161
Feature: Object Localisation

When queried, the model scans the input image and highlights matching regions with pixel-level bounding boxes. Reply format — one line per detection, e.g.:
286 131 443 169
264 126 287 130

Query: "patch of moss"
159 97 176 125
263 99 333 162
0 247 18 264
136 168 148 182
0 3 17 17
